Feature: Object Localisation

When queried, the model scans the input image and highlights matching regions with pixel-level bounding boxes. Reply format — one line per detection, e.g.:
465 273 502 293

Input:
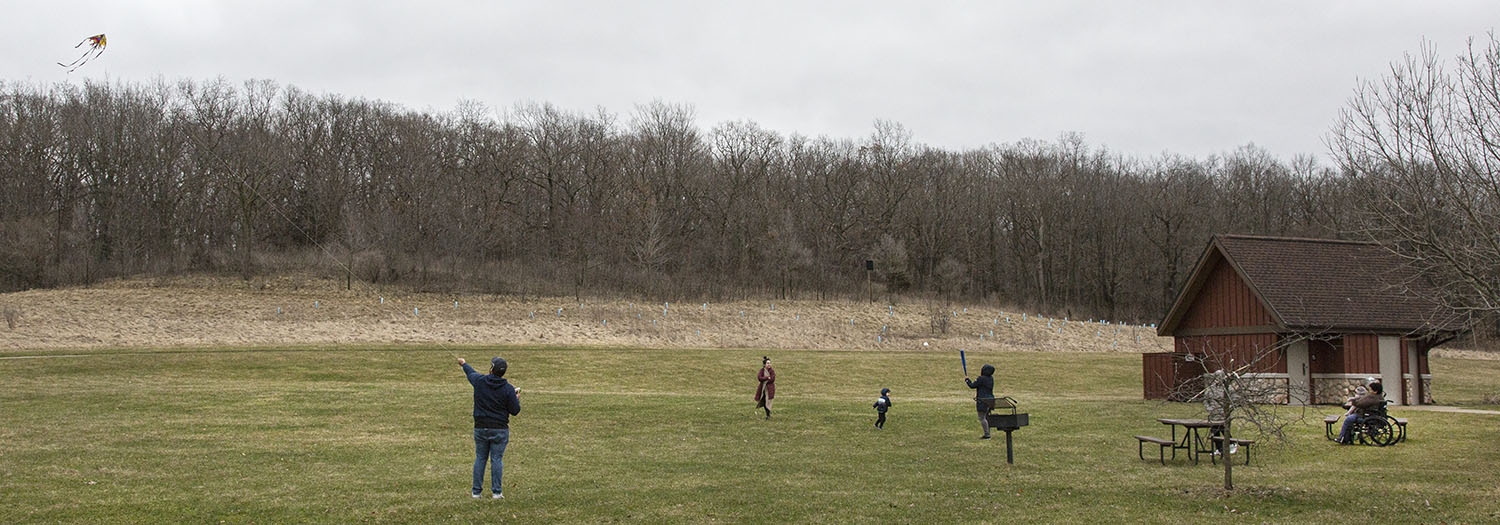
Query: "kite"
57 34 106 73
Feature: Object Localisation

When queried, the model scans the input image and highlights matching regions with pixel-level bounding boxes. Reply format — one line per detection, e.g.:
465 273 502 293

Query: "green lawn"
2 347 1497 523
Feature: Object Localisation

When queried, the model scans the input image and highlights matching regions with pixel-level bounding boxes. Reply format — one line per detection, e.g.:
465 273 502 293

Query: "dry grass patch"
0 274 1172 354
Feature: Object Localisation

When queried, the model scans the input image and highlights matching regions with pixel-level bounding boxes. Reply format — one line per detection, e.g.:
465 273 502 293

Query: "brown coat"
1351 392 1385 415
755 366 775 402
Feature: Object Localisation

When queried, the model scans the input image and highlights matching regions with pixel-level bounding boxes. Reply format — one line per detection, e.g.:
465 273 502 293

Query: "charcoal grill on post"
985 396 1029 464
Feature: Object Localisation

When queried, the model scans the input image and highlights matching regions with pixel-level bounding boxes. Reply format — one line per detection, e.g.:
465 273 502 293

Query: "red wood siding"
1143 353 1176 400
1339 334 1381 374
1174 334 1282 373
1416 341 1430 374
1309 338 1338 374
1178 259 1275 330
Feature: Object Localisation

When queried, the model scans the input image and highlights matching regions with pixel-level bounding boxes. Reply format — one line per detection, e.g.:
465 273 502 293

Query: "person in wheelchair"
1336 381 1387 444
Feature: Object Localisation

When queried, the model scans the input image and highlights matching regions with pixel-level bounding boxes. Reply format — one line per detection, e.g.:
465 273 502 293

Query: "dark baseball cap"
490 357 507 373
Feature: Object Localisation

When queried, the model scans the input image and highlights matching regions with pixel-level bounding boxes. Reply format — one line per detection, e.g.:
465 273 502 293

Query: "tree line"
0 56 1489 326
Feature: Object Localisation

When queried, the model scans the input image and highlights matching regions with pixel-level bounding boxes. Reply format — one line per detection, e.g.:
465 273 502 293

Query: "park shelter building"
1145 234 1463 405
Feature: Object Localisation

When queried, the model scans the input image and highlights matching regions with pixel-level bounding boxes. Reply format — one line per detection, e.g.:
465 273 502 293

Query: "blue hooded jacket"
874 388 892 414
462 363 521 428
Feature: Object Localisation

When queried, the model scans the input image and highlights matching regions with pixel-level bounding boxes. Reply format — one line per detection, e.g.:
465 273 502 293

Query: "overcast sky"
3 1 1498 161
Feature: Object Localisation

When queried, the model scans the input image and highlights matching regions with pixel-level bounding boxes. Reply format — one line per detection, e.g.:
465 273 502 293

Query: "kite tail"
64 48 106 73
57 48 93 68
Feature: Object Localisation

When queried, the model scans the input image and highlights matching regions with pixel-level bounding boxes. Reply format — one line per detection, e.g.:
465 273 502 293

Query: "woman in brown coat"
755 356 776 419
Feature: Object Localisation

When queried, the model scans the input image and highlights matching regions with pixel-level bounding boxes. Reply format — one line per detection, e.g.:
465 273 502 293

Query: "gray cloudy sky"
4 1 1498 160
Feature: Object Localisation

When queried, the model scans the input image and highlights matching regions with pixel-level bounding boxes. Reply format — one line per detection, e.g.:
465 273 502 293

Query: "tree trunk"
1222 422 1233 490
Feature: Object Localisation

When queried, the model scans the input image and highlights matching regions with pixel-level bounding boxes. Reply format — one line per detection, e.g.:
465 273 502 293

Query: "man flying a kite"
58 34 106 73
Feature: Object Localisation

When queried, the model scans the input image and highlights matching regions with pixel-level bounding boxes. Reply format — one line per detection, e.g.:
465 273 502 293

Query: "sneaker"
981 435 991 439
1212 450 1221 456
471 492 481 499
492 493 504 499
1229 444 1239 455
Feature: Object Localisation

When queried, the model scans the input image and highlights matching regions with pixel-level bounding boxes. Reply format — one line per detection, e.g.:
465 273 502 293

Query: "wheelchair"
1346 402 1400 447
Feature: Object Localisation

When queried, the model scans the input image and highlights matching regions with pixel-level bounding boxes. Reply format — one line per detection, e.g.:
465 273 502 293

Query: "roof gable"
1174 256 1278 331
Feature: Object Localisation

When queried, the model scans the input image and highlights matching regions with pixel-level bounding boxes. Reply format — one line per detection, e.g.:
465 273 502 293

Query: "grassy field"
2 346 1498 523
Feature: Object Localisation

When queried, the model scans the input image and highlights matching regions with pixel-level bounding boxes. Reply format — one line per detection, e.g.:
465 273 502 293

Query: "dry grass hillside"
0 274 1174 354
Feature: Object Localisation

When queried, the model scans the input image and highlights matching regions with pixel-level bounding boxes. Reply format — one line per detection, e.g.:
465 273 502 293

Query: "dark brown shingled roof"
1160 234 1462 335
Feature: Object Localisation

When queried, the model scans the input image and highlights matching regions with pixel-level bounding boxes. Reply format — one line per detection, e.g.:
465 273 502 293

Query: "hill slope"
0 275 1170 353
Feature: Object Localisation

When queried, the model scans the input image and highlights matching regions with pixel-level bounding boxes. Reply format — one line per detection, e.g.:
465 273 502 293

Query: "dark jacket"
966 365 996 412
463 363 521 429
874 389 892 413
1351 392 1386 417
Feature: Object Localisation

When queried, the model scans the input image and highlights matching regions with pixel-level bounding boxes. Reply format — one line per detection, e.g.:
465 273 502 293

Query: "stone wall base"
1312 377 1367 405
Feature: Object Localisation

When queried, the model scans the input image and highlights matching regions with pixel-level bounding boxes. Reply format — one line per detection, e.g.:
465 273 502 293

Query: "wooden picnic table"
1156 418 1224 464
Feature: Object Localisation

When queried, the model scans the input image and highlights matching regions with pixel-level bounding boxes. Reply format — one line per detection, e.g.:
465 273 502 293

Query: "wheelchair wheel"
1362 417 1396 447
1380 415 1402 446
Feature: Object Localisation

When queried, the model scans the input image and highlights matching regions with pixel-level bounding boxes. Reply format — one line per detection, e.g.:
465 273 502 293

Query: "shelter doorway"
1285 339 1310 405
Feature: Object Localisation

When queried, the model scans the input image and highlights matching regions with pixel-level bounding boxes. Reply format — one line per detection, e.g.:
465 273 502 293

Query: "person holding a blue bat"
963 352 997 439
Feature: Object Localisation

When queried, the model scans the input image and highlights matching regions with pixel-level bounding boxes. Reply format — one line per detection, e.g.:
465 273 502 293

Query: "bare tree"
1 76 1372 323
1169 336 1311 491
1330 35 1500 321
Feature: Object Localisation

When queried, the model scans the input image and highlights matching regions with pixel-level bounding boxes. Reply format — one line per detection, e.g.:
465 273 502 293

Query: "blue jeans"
1337 414 1358 443
473 428 510 494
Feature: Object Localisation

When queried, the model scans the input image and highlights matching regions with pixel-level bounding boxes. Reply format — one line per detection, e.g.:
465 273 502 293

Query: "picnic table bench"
1324 414 1407 442
1157 418 1224 464
1208 436 1254 465
1134 435 1176 464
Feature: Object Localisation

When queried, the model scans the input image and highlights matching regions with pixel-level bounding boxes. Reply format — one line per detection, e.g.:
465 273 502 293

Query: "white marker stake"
557 308 562 317
530 311 534 319
414 307 419 316
454 301 458 309
603 320 607 326
380 297 384 304
277 307 282 315
314 301 319 309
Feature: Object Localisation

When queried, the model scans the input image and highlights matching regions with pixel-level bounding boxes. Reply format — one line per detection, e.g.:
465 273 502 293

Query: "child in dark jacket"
873 388 892 429
965 364 996 439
